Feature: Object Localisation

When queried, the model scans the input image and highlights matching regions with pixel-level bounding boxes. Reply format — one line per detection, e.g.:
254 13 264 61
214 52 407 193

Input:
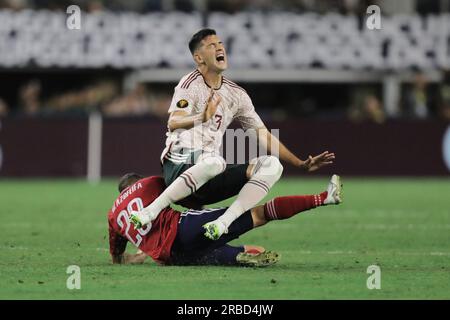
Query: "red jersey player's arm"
168 89 221 131
108 224 147 265
113 251 147 265
109 225 128 264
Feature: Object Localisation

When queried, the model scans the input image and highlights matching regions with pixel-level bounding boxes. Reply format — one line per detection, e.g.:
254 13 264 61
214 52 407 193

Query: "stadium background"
0 0 449 300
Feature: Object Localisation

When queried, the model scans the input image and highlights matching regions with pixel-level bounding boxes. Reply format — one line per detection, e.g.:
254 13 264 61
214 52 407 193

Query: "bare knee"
251 206 267 228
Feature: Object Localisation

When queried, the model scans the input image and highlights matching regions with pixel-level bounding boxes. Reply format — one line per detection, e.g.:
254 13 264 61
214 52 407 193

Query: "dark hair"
188 28 216 54
118 173 144 192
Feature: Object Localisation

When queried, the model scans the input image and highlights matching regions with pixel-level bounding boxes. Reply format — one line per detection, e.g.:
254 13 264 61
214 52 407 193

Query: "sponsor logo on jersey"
177 99 189 109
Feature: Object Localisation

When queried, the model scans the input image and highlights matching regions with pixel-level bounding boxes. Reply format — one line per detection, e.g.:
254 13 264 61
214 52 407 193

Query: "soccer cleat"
129 211 150 229
203 220 228 240
236 250 280 267
324 174 343 205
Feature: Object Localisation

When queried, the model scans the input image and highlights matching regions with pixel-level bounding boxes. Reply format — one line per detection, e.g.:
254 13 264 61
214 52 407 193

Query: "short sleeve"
234 92 265 130
167 86 196 114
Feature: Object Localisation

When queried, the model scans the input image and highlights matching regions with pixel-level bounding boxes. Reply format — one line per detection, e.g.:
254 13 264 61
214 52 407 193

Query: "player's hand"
300 151 335 172
203 89 221 122
123 252 147 264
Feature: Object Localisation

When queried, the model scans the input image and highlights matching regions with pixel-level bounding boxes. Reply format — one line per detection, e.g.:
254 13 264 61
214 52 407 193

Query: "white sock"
217 156 283 231
142 155 226 220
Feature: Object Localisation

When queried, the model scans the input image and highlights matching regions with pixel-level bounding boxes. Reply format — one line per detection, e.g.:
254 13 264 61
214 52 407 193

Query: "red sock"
263 192 328 221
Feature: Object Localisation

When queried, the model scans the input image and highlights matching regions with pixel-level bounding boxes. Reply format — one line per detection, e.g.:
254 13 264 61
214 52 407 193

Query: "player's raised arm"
168 88 221 131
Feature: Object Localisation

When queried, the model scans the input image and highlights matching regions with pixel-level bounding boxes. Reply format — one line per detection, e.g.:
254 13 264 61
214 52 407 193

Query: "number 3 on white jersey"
116 197 151 246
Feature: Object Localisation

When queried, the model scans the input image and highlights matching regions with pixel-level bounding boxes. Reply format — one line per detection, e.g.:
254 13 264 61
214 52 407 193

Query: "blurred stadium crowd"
0 0 450 122
0 0 447 14
0 0 400 14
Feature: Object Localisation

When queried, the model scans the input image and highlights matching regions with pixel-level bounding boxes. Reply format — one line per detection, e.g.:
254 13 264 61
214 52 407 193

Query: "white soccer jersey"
161 69 265 163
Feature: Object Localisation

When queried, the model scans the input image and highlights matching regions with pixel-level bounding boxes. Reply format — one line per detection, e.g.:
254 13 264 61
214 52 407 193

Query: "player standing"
130 29 336 240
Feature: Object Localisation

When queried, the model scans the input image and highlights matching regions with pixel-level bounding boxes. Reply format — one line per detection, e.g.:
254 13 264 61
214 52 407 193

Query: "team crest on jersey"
176 99 189 109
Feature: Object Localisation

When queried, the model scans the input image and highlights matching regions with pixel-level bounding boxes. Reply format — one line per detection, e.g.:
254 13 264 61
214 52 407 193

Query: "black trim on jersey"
201 73 223 90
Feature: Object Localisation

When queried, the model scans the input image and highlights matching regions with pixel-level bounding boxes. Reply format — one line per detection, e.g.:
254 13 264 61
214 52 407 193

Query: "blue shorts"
170 207 254 265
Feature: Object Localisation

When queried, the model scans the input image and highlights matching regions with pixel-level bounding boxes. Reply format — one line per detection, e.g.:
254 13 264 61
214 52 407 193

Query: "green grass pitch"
0 177 449 299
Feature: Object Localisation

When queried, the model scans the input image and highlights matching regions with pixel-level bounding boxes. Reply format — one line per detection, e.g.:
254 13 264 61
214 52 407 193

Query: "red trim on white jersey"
181 70 201 89
223 78 247 93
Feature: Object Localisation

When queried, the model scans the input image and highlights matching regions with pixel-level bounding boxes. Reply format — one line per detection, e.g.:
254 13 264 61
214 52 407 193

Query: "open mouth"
216 53 225 62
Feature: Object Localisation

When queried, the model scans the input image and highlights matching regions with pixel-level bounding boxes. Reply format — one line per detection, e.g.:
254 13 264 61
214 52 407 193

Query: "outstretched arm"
235 91 334 172
257 127 335 172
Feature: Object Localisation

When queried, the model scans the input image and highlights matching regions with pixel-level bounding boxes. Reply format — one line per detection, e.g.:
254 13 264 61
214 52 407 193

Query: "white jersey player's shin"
141 155 226 221
216 155 283 232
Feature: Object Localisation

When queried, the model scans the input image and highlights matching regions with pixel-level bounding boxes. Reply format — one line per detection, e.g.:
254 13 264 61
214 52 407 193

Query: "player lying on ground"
130 28 335 241
109 173 343 267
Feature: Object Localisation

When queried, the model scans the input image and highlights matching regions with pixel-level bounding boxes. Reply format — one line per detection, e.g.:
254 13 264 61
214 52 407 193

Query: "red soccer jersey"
107 176 180 264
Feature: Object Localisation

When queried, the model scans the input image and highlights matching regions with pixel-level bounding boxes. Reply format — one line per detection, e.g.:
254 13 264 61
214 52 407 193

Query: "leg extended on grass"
173 175 343 267
204 174 343 240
